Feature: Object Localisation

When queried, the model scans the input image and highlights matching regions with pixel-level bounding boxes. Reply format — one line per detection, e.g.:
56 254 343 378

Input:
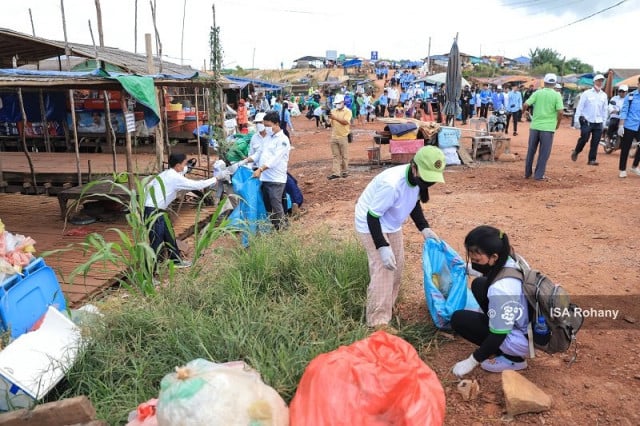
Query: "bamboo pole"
38 89 52 152
146 33 164 171
149 0 163 73
17 88 38 193
180 0 187 65
104 91 118 171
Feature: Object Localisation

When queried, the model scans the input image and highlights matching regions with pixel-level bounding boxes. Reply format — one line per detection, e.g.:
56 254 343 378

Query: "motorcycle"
600 103 639 155
488 108 507 133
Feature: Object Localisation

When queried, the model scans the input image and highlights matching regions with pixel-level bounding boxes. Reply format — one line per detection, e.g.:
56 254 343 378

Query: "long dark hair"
464 225 513 284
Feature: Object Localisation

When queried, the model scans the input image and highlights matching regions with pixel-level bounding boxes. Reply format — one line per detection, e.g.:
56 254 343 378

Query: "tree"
565 58 593 74
529 47 562 70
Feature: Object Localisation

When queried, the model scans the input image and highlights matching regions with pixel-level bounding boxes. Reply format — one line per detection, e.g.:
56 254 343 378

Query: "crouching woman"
450 225 529 376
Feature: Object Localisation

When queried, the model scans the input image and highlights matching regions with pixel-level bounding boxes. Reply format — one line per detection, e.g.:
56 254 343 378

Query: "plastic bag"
227 166 269 246
156 359 289 426
289 331 446 426
423 238 479 329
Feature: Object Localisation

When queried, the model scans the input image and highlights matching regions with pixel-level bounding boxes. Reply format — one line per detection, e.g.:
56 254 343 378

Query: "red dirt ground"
266 102 640 424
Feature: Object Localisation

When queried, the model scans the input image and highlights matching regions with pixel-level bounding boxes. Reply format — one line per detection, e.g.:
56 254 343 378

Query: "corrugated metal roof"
0 27 197 75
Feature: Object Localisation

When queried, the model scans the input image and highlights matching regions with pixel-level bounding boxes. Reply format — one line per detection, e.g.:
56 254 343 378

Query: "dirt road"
276 103 640 424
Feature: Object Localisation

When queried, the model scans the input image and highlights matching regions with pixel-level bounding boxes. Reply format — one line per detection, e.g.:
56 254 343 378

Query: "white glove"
421 228 440 242
238 158 249 166
217 169 231 181
226 163 240 175
452 355 479 377
377 246 397 271
617 126 624 138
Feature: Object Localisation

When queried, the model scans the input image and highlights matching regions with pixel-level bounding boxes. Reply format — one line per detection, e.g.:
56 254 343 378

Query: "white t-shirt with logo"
354 165 419 234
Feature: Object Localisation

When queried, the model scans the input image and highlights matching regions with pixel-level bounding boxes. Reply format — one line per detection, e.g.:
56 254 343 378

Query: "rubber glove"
452 355 479 377
226 163 240 175
421 228 440 242
618 126 624 138
377 246 397 271
217 169 231 181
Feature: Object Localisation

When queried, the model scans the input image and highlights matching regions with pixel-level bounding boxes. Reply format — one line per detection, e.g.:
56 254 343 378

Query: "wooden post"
38 89 52 152
28 8 36 36
60 0 82 185
146 33 164 171
94 0 104 47
149 0 163 73
121 93 134 189
195 86 201 159
134 0 138 53
103 90 117 171
16 88 38 193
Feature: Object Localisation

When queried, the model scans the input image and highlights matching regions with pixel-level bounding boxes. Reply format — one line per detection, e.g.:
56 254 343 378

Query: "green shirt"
525 88 564 132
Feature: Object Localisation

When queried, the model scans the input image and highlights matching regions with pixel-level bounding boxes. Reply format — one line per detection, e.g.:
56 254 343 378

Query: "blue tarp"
342 59 363 68
386 122 418 136
225 75 284 91
0 69 108 78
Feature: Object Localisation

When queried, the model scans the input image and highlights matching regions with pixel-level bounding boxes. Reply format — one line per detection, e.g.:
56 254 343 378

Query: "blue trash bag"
422 238 480 330
228 166 269 246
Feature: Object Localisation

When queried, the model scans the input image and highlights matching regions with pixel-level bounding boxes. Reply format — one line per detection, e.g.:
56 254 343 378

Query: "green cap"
413 146 445 183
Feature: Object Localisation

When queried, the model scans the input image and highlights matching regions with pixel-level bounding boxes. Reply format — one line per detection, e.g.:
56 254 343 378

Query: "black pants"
379 105 387 117
619 127 640 171
450 277 524 362
144 206 180 262
461 103 470 123
480 103 489 118
607 117 620 139
574 121 603 162
505 110 521 133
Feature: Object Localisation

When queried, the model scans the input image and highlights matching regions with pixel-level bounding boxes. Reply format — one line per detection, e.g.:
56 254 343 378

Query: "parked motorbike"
600 127 639 155
488 108 507 133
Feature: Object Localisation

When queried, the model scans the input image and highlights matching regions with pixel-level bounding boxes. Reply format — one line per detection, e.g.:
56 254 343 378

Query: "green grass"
50 228 437 424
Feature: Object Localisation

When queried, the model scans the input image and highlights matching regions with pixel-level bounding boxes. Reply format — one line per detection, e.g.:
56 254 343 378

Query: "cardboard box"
0 307 81 411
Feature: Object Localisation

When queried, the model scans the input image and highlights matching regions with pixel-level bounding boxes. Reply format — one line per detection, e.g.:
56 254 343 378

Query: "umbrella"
443 38 461 126
617 73 640 89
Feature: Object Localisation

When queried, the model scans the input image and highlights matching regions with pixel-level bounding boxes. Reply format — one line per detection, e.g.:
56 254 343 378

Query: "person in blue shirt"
505 85 523 136
618 81 640 177
479 84 492 118
377 89 389 117
491 86 506 111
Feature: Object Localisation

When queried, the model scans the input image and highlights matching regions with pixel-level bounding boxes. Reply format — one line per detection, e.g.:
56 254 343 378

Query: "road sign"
371 51 378 61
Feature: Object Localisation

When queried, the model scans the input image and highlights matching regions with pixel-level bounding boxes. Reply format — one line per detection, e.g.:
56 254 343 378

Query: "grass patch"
51 228 437 423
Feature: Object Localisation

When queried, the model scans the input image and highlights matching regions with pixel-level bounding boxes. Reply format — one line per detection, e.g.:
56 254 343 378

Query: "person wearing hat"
617 83 640 177
521 73 564 180
354 146 445 333
606 85 627 151
247 112 268 161
571 73 608 165
327 93 352 180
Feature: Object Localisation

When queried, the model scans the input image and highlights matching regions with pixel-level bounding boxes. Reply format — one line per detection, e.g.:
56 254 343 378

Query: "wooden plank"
0 396 98 426
0 192 216 307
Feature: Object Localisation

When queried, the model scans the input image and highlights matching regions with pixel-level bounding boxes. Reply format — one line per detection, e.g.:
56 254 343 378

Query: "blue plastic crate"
0 258 67 339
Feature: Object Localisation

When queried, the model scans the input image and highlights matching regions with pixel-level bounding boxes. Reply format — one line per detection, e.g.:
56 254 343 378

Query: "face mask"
335 103 344 110
471 262 492 275
266 126 274 136
256 123 265 132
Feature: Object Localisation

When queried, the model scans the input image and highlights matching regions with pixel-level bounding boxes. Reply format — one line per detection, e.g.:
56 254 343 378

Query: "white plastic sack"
156 359 289 426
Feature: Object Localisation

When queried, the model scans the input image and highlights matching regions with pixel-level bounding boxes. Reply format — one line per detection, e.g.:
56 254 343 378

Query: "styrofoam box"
0 306 81 411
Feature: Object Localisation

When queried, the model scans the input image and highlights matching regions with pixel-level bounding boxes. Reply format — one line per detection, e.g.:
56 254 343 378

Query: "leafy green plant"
50 229 438 423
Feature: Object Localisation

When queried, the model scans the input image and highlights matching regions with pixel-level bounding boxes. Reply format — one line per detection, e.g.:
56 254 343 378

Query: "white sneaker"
630 167 640 176
619 170 627 178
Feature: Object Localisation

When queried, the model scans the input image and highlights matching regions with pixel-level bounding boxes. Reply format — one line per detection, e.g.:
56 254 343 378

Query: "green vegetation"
49 229 438 423
528 47 593 75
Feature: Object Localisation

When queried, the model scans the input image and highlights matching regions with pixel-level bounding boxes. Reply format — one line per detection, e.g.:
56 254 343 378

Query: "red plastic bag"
289 331 446 426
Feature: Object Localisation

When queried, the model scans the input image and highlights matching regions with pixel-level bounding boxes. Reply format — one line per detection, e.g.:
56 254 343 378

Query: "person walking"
617 83 640 178
450 225 529 376
505 85 523 136
355 146 445 333
144 153 228 267
522 73 564 180
571 74 608 166
327 94 352 180
479 84 492 118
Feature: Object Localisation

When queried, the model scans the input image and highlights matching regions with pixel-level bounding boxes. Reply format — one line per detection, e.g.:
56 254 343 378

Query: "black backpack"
495 253 584 360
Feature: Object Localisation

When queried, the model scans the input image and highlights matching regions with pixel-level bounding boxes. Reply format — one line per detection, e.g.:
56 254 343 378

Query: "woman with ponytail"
450 225 530 376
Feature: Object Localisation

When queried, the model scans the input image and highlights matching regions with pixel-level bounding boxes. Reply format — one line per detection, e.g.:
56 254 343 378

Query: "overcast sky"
1 0 637 73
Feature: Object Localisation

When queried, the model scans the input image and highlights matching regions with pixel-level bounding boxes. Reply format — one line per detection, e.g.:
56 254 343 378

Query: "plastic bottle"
533 315 550 345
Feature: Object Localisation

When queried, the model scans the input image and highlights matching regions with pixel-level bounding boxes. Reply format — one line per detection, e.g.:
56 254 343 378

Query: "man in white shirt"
144 153 228 267
247 112 268 161
571 74 609 165
248 111 291 230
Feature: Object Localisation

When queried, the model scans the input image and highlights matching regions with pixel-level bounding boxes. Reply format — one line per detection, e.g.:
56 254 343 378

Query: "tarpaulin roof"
342 59 363 68
225 75 285 91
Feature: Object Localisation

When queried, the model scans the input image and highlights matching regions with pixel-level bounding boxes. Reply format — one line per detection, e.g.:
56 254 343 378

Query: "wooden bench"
58 181 130 219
